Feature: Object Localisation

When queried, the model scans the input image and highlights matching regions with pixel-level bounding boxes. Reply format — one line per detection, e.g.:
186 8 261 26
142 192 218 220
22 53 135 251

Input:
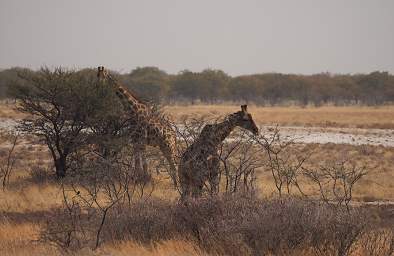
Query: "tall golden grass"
1 103 394 255
2 102 394 128
164 105 394 129
0 220 204 256
0 141 393 255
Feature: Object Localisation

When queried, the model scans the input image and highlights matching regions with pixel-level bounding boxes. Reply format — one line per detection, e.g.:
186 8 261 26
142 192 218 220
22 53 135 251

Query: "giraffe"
178 105 258 197
97 66 178 186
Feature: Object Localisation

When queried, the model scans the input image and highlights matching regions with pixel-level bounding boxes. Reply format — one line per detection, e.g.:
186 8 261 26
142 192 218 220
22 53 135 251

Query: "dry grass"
0 184 62 212
102 240 204 256
1 104 394 255
0 221 59 256
164 105 394 129
256 143 394 201
0 102 27 119
1 129 394 203
0 173 392 255
0 220 205 256
2 102 394 129
0 133 202 255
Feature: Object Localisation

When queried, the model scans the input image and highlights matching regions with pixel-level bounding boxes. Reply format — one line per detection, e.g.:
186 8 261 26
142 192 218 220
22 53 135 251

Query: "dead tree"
302 159 369 210
255 127 309 197
0 132 18 190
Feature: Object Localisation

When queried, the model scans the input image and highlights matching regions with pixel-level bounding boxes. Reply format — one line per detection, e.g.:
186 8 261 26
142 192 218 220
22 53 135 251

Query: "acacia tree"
9 67 124 177
123 66 170 104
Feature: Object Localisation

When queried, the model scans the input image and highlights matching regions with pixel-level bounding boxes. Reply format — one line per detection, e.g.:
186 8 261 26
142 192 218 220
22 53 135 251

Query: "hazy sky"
1 0 393 75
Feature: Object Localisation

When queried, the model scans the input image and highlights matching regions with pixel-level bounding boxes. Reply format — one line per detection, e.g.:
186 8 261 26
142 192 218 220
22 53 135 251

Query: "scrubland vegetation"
0 68 394 255
1 66 393 106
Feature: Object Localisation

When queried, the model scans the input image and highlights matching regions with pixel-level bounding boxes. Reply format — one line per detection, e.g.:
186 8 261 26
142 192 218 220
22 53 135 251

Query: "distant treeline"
1 67 394 106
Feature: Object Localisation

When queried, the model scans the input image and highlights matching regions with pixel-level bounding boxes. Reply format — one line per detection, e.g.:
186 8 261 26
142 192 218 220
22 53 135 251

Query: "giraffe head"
97 66 106 81
235 105 259 135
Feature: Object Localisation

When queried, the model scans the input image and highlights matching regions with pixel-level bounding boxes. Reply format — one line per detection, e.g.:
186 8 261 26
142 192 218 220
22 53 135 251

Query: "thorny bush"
41 194 394 256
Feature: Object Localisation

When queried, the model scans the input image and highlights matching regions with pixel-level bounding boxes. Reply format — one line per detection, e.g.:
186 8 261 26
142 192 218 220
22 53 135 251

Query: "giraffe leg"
141 148 148 176
133 144 150 184
180 177 191 199
208 153 220 195
191 180 204 198
191 162 205 198
161 145 178 187
178 161 189 198
179 158 197 199
168 157 178 187
133 146 142 179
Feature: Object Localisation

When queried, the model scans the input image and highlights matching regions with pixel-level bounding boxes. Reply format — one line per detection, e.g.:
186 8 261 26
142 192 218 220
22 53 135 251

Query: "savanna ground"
164 104 394 129
1 102 394 255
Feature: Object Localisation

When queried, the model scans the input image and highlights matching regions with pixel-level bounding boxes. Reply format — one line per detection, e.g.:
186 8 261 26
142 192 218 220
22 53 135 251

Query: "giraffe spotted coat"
178 105 258 197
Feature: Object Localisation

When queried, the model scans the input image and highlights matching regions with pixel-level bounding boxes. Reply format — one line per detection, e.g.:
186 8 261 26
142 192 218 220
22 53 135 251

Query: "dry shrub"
308 207 366 256
357 228 394 256
172 196 253 255
43 195 376 255
0 132 18 189
28 165 52 184
103 240 204 256
41 202 93 250
106 198 174 244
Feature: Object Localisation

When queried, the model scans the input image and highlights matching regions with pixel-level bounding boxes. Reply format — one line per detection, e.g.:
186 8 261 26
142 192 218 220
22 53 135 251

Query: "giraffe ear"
241 105 248 112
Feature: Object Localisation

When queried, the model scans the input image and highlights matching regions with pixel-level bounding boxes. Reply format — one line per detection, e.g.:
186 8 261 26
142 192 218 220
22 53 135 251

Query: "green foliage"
9 67 126 177
123 66 169 103
169 70 202 103
1 67 393 105
0 67 32 100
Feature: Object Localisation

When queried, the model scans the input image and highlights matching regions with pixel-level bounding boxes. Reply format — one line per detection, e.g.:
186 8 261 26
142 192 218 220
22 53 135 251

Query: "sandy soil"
1 117 394 147
260 126 394 147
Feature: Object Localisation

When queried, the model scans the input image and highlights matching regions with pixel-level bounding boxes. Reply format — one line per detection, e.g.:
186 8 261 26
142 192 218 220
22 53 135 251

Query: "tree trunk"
55 155 67 178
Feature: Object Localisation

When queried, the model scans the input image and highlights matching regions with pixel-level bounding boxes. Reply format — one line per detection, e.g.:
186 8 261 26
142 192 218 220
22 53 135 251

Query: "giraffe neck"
216 114 238 142
97 67 177 186
103 71 149 115
202 113 239 146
